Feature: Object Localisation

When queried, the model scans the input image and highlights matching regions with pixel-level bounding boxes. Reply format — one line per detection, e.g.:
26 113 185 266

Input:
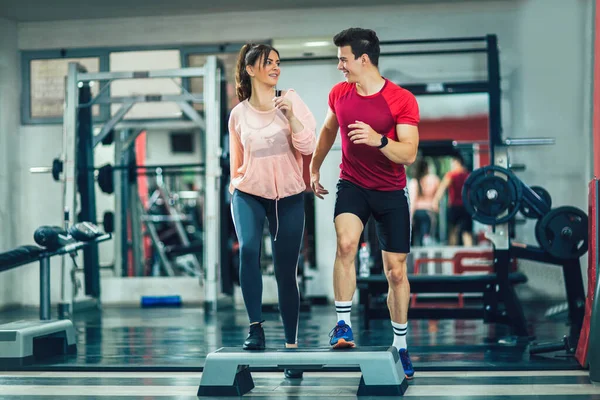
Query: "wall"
17 2 521 50
12 0 594 306
509 0 594 299
419 116 489 142
144 129 203 166
0 18 21 308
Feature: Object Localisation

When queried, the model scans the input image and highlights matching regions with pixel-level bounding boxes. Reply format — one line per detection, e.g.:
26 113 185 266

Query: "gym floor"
0 303 598 399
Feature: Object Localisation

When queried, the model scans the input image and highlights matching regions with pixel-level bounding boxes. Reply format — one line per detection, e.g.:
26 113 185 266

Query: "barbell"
30 157 206 194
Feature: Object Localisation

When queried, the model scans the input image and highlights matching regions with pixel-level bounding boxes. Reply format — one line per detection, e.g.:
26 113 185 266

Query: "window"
170 131 195 153
187 52 240 112
28 57 101 120
109 50 182 120
22 44 248 124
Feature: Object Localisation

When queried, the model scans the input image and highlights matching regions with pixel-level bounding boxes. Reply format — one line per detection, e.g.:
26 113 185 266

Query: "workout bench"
0 224 110 368
357 250 528 331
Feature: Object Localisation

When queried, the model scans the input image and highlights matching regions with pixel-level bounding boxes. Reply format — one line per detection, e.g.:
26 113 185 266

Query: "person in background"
432 152 473 246
408 158 440 246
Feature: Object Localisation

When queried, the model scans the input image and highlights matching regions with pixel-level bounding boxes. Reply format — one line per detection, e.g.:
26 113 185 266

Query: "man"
310 27 419 379
432 151 473 246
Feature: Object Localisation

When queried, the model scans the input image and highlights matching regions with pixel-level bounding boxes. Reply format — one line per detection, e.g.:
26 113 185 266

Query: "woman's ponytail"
235 44 253 101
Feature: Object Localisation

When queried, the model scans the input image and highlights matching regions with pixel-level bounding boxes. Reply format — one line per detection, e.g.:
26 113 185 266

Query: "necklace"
243 101 280 131
247 87 277 110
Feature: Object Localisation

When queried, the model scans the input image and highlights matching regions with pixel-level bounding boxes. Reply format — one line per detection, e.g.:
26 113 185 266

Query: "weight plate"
535 206 588 260
103 211 115 234
520 185 552 219
97 164 114 194
462 165 522 225
52 158 63 182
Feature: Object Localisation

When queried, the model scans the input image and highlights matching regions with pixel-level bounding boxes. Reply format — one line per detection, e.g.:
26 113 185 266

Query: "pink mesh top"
228 89 317 200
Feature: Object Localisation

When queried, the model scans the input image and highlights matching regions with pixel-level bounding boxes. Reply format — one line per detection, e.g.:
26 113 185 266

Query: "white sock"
392 321 408 350
335 301 352 327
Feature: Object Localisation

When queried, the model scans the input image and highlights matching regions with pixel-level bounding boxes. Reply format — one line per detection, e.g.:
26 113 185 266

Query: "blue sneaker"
399 349 414 379
329 320 355 349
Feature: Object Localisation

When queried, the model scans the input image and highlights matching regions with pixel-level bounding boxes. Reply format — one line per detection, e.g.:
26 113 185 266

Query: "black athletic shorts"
334 179 410 254
447 205 473 233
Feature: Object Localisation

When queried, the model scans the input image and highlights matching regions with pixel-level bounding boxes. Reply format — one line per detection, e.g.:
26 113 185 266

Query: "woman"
409 158 440 246
229 43 316 374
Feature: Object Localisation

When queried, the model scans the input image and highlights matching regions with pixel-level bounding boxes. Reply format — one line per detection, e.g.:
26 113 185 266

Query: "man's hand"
310 171 329 199
347 121 382 147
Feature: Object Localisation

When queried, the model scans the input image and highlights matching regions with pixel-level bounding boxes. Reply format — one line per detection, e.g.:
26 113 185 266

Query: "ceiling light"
304 41 330 47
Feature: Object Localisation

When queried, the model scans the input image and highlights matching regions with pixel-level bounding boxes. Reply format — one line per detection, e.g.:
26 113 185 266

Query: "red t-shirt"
447 169 470 206
328 79 419 191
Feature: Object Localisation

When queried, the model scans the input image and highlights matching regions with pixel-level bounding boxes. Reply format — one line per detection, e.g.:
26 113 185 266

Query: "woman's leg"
266 193 305 345
412 210 431 246
231 190 267 324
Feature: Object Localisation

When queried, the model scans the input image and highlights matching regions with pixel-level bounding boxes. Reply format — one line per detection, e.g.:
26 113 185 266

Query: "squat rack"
60 56 223 315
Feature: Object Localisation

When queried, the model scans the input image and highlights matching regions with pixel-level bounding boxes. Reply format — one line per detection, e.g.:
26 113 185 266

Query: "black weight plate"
470 176 512 216
52 158 63 182
462 165 522 225
103 211 115 234
97 164 114 194
520 185 552 219
535 206 588 260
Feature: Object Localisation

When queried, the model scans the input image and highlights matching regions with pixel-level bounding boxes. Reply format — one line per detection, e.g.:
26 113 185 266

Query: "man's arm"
347 122 419 165
309 108 339 199
380 124 419 165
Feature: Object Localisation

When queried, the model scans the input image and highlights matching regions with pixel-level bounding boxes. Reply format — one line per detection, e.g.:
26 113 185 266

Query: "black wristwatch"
377 135 389 149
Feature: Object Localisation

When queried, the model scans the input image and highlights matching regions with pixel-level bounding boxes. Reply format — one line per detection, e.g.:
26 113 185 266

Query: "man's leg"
372 187 414 378
382 251 410 340
330 180 370 348
329 213 363 348
462 231 474 247
460 207 474 246
448 224 460 245
333 213 363 303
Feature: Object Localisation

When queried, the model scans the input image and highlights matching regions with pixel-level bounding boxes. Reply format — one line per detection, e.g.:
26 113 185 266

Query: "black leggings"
231 189 305 344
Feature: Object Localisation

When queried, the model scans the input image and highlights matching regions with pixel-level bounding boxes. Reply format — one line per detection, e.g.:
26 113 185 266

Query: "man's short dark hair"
451 151 465 166
333 28 380 67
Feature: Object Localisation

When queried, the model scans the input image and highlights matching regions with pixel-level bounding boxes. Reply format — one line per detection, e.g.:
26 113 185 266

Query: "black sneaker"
284 369 303 379
243 323 265 350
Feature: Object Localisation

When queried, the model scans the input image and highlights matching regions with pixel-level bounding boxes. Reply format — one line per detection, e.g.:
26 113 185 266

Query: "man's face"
337 45 362 83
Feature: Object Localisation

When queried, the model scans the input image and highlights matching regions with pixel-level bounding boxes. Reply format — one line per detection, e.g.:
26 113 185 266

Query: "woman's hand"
274 96 294 121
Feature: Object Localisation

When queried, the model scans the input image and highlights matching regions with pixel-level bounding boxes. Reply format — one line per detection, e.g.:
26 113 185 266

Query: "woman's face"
247 50 280 87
